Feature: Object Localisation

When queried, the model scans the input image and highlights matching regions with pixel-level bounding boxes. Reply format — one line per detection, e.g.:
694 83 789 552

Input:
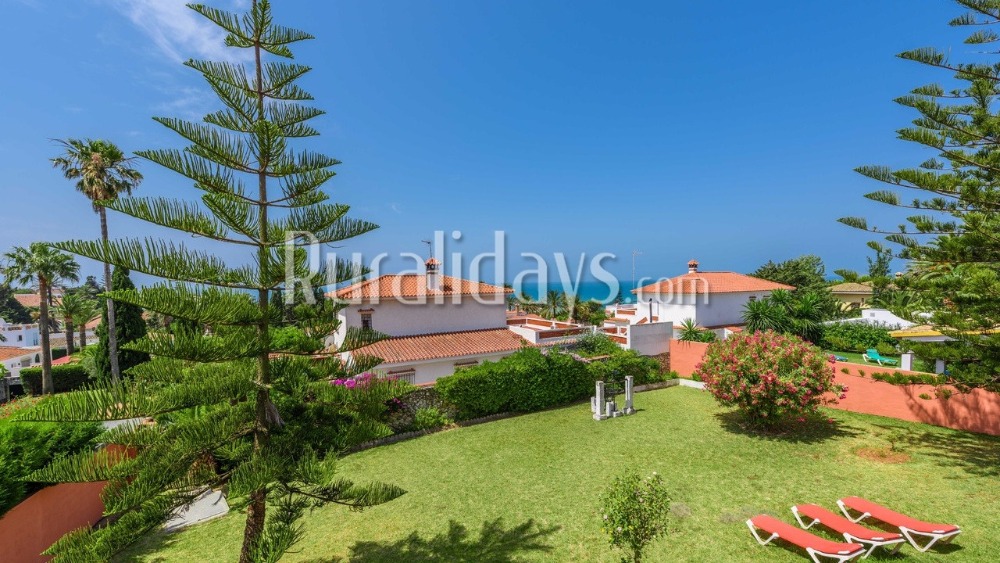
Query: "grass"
117 388 1000 562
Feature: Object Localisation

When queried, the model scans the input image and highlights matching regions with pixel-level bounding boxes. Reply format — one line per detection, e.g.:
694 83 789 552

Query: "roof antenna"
421 239 432 259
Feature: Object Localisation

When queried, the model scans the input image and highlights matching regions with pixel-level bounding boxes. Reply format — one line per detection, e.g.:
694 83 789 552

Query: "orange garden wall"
669 339 1000 436
0 482 107 562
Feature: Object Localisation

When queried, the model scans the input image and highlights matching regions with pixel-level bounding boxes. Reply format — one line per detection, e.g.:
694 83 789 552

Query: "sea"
512 280 641 304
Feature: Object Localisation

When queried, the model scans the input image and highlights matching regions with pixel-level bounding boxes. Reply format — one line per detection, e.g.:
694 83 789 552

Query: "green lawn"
118 388 1000 562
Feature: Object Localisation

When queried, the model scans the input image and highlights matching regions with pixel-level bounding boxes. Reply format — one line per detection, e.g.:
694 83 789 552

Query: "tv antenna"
422 239 433 259
631 249 642 292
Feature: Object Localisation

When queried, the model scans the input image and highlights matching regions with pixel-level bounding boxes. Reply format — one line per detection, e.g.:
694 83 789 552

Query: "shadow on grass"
872 423 1000 478
713 411 863 444
343 518 559 563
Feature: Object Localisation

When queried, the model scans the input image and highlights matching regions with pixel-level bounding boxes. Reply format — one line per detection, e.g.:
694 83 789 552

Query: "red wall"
0 482 107 562
670 339 710 378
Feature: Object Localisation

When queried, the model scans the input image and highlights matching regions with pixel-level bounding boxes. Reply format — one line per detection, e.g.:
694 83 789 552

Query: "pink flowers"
331 372 376 389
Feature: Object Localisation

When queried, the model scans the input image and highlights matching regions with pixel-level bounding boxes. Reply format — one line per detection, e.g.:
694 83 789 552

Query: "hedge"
20 364 90 395
436 347 663 420
51 348 67 361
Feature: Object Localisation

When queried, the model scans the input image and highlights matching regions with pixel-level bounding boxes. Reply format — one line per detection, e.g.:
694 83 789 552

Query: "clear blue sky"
0 0 968 284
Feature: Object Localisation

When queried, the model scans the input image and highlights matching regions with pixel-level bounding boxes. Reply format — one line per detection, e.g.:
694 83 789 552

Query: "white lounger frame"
836 500 962 553
746 519 865 563
791 506 905 559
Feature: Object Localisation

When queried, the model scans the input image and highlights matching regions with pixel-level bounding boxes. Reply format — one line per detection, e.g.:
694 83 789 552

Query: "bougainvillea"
695 330 844 428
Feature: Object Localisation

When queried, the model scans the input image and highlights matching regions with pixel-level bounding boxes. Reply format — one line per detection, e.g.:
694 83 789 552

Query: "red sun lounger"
837 496 961 552
747 514 866 563
792 504 905 558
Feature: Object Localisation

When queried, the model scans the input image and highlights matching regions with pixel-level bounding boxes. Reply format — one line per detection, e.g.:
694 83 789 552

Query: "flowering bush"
330 372 377 389
695 330 843 428
599 471 671 563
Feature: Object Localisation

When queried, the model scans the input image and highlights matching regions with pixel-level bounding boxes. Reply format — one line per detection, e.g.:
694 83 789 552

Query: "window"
388 369 415 384
360 310 373 330
17 335 22 341
454 360 478 370
748 296 757 302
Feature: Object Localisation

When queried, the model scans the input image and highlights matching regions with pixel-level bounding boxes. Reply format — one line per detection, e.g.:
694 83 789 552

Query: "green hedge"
870 371 941 385
820 322 898 353
0 418 103 515
20 364 90 395
436 348 663 420
51 348 67 361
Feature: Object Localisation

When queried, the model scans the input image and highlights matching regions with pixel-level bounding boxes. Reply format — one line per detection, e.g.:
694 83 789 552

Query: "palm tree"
75 298 100 351
543 289 564 319
3 244 80 394
742 298 789 334
55 292 88 355
677 318 704 341
52 138 143 382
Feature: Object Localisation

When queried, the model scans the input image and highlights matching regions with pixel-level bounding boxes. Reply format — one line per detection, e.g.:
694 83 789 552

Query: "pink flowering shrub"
330 372 378 389
695 330 843 428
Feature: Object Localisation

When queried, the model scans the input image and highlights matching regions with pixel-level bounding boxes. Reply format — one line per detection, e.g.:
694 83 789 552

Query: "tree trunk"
39 277 53 395
79 322 86 350
100 207 121 382
65 319 75 356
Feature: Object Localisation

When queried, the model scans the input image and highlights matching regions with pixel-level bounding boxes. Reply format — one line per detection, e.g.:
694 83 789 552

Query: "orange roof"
351 328 528 364
829 282 874 295
0 347 36 362
633 272 793 295
13 294 41 308
329 275 512 302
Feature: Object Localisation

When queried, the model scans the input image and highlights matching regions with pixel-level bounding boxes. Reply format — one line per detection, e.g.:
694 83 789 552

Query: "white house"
0 317 40 348
613 260 794 336
326 258 528 385
1 346 40 383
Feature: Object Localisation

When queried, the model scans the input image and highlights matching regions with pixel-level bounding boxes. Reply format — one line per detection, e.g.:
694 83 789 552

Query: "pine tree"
16 1 405 560
840 0 1000 390
93 268 149 380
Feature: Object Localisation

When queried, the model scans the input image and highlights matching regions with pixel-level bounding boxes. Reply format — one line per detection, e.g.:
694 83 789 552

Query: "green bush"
437 348 592 419
51 348 68 361
413 407 453 430
20 364 90 395
574 333 621 357
587 350 663 387
820 322 898 353
599 471 671 563
875 342 898 357
870 371 940 385
0 419 103 515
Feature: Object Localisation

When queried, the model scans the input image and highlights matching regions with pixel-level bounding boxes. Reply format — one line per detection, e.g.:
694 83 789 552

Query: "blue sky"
0 0 968 284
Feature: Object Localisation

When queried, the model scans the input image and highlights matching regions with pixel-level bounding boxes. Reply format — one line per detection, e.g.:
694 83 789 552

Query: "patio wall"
0 481 107 562
668 340 1000 436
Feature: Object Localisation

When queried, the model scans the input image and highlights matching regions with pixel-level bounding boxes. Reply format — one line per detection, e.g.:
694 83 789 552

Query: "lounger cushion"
841 497 959 535
751 515 865 555
797 504 903 542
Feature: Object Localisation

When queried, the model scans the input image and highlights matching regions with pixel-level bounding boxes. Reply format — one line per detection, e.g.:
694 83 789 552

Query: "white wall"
332 298 507 347
0 320 40 348
830 308 914 329
375 352 516 386
693 291 772 328
627 322 672 356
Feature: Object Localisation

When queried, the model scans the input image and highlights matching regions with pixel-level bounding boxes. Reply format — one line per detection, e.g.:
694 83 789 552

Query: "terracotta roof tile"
351 328 528 364
829 282 874 294
329 275 512 302
633 272 793 295
0 347 36 362
13 294 41 308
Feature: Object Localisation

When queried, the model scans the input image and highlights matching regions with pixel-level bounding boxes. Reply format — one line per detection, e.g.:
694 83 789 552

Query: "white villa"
327 258 529 385
0 317 40 348
609 260 793 338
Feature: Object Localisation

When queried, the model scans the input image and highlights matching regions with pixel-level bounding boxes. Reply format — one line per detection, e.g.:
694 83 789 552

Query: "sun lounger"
792 503 905 558
862 349 898 366
747 514 866 562
837 496 960 552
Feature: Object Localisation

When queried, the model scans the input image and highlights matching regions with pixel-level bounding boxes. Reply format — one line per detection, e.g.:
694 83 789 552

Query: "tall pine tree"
16 1 404 560
93 267 149 380
841 0 1000 390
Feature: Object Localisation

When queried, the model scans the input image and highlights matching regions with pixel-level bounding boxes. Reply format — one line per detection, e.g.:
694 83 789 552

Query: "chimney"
425 257 441 291
687 259 699 274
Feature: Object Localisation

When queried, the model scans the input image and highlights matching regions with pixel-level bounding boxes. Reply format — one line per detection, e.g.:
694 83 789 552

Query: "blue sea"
512 280 640 304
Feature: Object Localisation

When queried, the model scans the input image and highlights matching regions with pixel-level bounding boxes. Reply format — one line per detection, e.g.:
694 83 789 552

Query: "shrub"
840 367 850 374
437 348 592 419
0 417 103 515
870 371 940 385
875 342 898 357
574 332 621 357
20 364 90 395
695 331 843 428
51 348 68 361
599 471 671 563
936 387 953 400
820 321 898 352
587 350 663 387
857 369 866 378
918 393 932 400
413 407 453 430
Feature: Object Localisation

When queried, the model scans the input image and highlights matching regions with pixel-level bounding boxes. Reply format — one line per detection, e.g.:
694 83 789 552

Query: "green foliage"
696 331 843 428
587 350 663 387
412 407 453 431
437 348 593 419
20 364 90 395
16 3 401 561
870 371 940 385
599 471 671 563
0 284 32 324
676 318 716 343
0 417 102 515
820 321 898 353
751 255 828 292
742 290 828 343
841 2 1000 391
93 268 149 381
574 332 622 357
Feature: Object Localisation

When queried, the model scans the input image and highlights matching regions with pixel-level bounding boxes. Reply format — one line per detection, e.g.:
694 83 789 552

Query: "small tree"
93 267 149 380
599 471 670 563
696 331 843 428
